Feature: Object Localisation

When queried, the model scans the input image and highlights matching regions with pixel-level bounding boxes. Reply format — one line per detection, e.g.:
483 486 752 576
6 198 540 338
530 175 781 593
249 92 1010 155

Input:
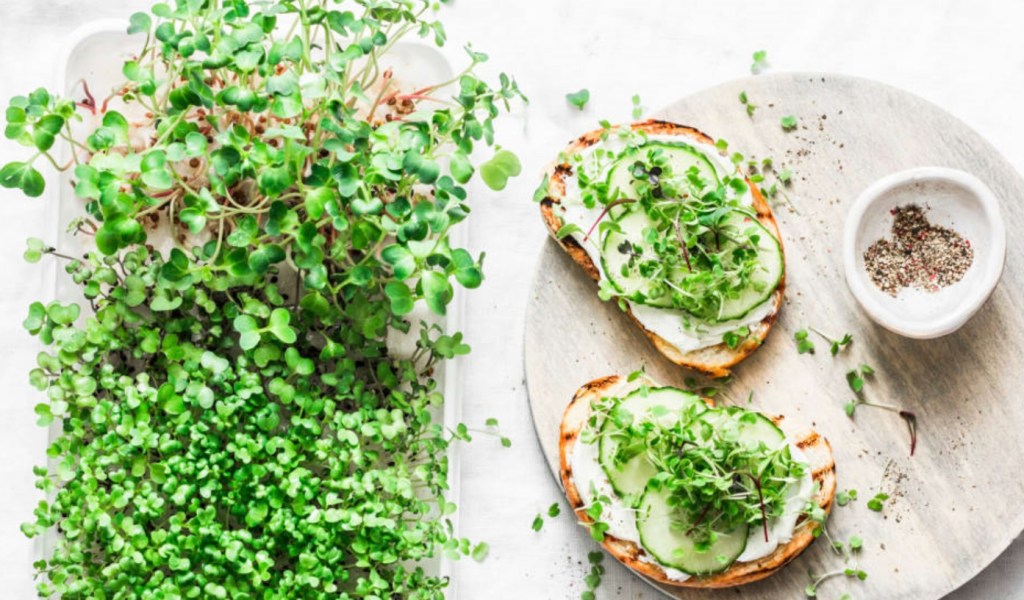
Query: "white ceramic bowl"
843 167 1006 338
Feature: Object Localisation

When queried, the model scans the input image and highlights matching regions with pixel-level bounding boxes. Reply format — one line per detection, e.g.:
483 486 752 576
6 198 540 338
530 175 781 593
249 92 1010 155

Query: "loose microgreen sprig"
795 329 815 354
844 365 918 456
580 551 605 600
630 94 644 120
751 50 768 74
836 488 859 507
867 492 890 512
809 327 853 356
567 88 591 110
781 115 798 131
802 492 868 598
6 1 526 598
739 90 757 117
746 152 798 213
804 567 868 597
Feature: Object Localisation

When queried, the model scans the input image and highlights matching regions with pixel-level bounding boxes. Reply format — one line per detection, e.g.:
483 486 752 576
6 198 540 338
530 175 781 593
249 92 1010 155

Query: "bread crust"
539 120 785 377
558 375 837 588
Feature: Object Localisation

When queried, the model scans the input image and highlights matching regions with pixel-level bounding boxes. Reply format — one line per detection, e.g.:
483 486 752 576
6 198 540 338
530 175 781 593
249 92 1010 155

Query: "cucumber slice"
606 142 721 212
710 211 784 322
734 410 786 450
598 387 706 498
598 208 782 320
599 209 663 302
637 485 748 575
690 407 785 450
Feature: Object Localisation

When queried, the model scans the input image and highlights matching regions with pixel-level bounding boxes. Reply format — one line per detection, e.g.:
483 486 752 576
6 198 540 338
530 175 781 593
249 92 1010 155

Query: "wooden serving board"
525 73 1024 599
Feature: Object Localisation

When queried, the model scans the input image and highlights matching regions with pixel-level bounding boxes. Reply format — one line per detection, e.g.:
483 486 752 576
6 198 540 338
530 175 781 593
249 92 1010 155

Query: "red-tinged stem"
672 217 693 272
99 91 119 114
899 410 918 456
684 503 713 537
582 198 636 242
753 476 769 543
398 92 444 103
862 401 918 457
80 79 97 115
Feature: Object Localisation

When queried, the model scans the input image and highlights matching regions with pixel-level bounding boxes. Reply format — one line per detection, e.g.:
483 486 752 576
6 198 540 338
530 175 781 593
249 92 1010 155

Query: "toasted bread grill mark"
558 376 837 589
813 465 837 481
539 120 785 377
579 374 621 397
796 432 821 449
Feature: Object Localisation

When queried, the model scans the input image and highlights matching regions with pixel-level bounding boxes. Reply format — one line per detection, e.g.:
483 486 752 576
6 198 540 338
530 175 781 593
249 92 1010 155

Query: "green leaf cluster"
5 0 525 597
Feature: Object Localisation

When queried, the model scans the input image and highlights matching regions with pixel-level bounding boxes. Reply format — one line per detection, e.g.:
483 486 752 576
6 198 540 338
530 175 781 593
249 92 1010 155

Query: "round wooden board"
525 73 1024 599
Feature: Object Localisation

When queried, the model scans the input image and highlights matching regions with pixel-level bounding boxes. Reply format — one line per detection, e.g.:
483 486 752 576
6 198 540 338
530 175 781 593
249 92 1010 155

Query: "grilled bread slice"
538 120 785 377
558 374 836 588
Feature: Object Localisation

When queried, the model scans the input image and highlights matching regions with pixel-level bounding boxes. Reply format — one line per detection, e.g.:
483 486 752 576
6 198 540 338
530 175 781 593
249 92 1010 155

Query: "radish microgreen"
795 328 816 354
781 115 798 131
836 488 859 506
566 88 591 110
808 326 853 356
843 365 918 455
631 94 644 120
867 492 891 512
739 90 758 117
751 50 769 74
580 551 605 600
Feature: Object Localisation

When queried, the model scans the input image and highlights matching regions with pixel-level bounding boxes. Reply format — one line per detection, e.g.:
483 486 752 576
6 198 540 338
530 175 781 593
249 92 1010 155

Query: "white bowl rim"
842 166 1007 339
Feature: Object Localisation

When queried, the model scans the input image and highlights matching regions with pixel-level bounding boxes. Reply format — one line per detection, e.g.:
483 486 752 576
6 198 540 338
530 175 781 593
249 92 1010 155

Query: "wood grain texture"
525 73 1024 599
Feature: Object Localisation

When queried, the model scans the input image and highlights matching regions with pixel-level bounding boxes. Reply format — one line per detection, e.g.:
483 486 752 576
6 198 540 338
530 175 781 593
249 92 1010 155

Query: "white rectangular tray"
51 19 466 596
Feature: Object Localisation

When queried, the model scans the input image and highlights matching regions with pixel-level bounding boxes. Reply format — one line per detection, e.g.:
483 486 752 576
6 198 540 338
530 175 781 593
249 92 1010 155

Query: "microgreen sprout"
804 568 868 597
567 88 591 110
722 325 751 349
751 49 768 74
808 327 853 356
843 365 918 455
781 115 798 131
795 329 815 354
626 364 647 382
683 376 736 404
631 94 644 120
739 90 757 117
581 551 605 600
867 492 891 512
836 488 859 507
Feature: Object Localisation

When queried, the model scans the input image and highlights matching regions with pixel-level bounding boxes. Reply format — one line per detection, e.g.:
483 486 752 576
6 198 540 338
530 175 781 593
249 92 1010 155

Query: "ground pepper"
863 204 974 296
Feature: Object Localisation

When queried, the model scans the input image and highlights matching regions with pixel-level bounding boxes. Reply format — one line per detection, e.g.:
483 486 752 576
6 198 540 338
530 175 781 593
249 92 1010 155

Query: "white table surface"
1 1 1022 598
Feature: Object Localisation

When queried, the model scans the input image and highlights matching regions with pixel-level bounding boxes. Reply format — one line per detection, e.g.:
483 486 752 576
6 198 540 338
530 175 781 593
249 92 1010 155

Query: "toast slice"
558 374 837 588
538 120 785 377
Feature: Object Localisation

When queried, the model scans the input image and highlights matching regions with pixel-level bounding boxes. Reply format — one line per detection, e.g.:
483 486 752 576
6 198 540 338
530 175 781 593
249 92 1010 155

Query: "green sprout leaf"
23 238 46 263
0 161 45 197
566 88 590 110
384 281 415 315
127 11 152 35
751 49 768 74
479 149 521 191
420 270 453 315
267 308 297 344
867 492 889 512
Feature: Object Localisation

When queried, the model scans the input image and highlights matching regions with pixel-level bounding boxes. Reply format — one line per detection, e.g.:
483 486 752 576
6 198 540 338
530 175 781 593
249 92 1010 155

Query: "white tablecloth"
1 1 1021 598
